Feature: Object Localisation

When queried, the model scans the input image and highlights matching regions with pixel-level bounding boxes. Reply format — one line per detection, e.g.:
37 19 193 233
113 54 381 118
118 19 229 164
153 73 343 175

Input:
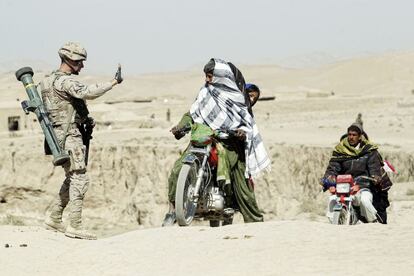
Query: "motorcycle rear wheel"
176 163 199 226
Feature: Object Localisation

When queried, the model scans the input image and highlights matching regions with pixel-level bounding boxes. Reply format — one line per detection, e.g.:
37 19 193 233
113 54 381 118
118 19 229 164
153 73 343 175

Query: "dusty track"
1 207 414 276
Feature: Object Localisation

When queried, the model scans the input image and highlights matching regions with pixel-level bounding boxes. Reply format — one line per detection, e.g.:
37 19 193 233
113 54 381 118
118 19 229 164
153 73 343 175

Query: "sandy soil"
1 191 414 276
1 182 413 275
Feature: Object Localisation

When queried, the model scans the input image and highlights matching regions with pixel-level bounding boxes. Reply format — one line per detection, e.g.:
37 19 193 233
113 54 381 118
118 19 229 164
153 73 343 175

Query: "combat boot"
65 225 97 240
65 199 96 240
44 217 66 233
44 204 66 233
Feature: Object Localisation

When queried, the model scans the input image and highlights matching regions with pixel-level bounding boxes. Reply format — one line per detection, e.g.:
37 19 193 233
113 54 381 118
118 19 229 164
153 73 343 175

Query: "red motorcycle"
330 174 365 225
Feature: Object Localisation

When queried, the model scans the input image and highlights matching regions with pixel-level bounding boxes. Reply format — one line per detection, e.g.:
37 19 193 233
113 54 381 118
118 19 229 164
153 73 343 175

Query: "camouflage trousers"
47 125 89 228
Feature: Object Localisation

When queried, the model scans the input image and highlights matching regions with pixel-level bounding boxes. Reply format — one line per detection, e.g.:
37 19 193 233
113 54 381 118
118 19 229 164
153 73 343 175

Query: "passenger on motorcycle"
245 83 261 115
162 59 270 226
322 122 390 223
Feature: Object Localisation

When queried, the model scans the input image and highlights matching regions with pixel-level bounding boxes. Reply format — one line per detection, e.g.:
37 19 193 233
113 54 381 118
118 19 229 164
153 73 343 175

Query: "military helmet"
58 42 87 61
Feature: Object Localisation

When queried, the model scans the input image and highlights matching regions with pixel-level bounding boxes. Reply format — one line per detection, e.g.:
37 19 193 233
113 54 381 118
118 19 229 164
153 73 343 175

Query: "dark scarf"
228 62 252 115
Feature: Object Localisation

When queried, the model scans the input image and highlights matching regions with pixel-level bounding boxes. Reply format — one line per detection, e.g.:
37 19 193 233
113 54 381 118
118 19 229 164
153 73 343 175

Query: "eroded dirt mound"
0 135 412 236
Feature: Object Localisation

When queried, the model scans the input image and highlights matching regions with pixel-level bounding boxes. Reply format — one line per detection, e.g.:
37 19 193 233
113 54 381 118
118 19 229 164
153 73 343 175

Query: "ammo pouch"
68 145 86 172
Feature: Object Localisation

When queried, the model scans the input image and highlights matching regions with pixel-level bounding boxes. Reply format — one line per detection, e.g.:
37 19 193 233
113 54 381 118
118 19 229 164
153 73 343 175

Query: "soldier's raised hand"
112 64 123 85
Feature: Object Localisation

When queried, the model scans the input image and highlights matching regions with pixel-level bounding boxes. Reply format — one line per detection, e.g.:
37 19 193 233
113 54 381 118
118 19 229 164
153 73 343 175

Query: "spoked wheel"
349 205 359 225
332 207 349 225
176 163 199 226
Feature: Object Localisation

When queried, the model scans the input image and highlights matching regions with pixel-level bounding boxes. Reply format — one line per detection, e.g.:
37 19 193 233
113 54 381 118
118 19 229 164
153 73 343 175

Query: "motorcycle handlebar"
353 176 376 190
179 125 192 134
215 129 237 140
357 176 376 182
176 125 239 141
354 176 376 184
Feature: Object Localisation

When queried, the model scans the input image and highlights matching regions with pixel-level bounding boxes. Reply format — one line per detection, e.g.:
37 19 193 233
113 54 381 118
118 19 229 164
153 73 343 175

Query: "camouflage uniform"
42 42 114 239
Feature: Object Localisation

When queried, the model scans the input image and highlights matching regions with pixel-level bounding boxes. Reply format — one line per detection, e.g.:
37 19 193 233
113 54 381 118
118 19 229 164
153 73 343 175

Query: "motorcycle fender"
182 153 197 165
333 203 344 212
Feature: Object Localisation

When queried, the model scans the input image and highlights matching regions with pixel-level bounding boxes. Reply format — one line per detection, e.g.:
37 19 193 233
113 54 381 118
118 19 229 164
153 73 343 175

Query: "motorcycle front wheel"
176 163 199 226
332 207 348 225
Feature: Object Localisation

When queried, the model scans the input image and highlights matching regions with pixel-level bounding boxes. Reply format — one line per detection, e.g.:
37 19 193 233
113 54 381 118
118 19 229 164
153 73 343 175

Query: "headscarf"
245 83 261 107
331 135 379 162
204 58 251 114
190 58 271 178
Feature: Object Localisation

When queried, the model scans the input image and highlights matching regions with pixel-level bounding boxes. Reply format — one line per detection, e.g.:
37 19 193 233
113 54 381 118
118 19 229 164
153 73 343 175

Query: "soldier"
41 42 123 239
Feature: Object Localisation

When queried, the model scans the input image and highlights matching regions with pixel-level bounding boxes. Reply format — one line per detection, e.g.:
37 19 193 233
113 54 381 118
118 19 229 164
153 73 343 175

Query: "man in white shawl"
190 58 271 222
163 59 271 225
192 59 271 176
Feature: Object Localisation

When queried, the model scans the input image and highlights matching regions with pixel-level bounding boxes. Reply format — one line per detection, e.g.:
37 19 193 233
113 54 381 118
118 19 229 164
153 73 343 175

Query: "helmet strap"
63 58 80 75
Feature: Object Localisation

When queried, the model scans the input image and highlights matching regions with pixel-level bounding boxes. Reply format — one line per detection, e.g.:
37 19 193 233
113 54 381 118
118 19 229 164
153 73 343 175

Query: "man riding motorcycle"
322 122 392 223
162 59 270 226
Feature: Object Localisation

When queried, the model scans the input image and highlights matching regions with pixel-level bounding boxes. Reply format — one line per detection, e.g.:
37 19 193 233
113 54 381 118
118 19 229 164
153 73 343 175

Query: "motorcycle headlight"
336 183 350 193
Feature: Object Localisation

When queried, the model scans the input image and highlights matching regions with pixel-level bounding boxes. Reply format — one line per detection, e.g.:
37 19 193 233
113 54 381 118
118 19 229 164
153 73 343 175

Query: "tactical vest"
39 71 88 126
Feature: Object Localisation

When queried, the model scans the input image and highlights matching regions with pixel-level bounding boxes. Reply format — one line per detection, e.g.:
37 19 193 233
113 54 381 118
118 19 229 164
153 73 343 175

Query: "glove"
114 64 123 84
235 129 246 141
170 126 185 140
321 175 336 191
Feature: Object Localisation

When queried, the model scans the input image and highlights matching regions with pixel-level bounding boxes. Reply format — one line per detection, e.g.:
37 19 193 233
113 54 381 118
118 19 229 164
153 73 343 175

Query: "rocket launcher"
15 67 70 166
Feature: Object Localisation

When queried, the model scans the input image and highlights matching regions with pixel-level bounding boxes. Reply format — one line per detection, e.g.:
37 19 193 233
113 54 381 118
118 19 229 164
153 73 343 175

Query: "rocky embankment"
0 132 412 236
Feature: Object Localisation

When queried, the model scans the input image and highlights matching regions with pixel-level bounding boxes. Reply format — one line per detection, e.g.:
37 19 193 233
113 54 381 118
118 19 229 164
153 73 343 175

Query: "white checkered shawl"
190 59 271 178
